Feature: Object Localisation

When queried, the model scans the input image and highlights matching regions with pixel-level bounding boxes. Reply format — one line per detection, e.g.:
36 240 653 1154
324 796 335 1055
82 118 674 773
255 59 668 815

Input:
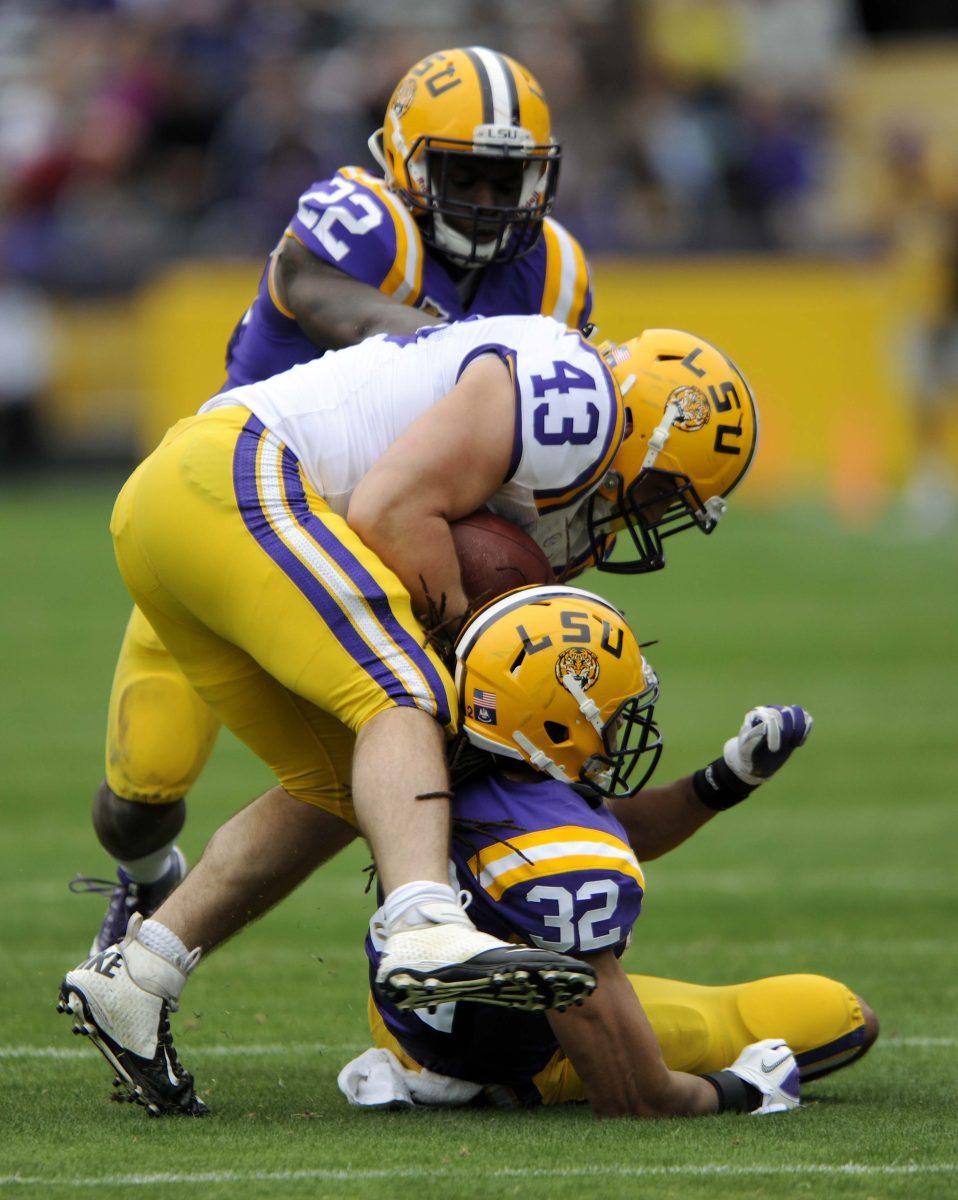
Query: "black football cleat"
379 944 597 1013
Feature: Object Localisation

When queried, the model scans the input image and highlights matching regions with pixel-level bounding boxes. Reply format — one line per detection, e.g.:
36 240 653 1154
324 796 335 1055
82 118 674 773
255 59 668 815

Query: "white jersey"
202 315 623 572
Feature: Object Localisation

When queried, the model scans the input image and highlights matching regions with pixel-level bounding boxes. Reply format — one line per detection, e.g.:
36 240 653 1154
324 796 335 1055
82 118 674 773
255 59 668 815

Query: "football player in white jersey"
59 316 758 1116
77 46 590 960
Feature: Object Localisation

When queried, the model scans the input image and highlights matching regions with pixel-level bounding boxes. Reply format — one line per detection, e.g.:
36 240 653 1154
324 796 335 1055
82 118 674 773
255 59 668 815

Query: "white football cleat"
375 895 596 1014
57 913 205 1117
727 1038 801 1115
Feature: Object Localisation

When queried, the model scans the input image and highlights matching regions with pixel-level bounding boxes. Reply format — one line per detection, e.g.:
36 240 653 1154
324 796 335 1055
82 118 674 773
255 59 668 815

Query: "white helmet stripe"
470 46 514 127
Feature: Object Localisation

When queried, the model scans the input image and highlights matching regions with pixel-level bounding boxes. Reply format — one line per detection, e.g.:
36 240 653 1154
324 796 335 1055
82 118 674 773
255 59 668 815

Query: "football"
451 510 554 605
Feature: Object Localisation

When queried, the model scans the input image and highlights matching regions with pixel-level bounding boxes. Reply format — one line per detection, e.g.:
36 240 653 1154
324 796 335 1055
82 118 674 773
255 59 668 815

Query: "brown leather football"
451 510 554 606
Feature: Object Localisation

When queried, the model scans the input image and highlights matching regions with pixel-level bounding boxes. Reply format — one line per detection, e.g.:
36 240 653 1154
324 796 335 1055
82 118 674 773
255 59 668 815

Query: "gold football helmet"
454 585 662 799
588 329 759 573
368 47 560 266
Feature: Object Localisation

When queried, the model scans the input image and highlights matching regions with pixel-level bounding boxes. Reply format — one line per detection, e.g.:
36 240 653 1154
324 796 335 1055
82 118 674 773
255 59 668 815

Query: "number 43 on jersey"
532 359 599 446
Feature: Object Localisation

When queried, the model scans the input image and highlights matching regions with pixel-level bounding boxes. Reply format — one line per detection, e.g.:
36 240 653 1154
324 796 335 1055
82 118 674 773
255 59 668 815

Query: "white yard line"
0 1040 366 1060
1 1164 956 1188
1 1036 953 1061
876 1036 958 1047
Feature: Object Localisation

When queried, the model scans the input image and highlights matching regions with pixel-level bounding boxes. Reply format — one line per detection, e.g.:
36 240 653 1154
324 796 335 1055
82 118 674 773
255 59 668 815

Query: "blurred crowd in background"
1 0 957 521
3 0 958 287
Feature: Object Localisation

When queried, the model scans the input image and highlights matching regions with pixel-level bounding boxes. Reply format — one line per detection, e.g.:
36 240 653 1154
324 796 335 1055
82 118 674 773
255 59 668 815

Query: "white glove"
727 1038 800 1115
723 705 813 787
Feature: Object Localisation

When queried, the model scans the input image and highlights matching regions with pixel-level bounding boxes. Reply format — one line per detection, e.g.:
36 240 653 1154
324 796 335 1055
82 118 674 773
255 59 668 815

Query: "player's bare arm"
611 704 814 859
547 950 719 1118
348 355 516 620
609 775 717 861
548 950 800 1118
275 235 441 350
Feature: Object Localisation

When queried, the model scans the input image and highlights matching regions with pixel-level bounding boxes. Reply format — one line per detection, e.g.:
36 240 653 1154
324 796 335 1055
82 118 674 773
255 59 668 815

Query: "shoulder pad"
469 823 644 953
288 167 424 303
539 217 593 329
503 327 624 515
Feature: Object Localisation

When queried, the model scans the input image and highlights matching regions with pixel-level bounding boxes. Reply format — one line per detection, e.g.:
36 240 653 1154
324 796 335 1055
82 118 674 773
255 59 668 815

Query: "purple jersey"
366 772 644 1094
224 167 592 389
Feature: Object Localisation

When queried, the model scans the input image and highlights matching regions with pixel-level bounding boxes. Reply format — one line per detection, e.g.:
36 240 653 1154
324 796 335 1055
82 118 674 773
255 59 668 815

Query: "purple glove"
723 705 813 786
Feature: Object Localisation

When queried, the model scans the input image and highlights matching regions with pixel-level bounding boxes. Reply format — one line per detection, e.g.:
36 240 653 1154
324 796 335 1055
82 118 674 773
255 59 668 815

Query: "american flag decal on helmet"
473 689 498 725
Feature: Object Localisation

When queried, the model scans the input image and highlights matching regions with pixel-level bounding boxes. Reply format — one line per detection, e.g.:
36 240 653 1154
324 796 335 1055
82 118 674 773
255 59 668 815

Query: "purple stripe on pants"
231 415 424 718
278 444 451 726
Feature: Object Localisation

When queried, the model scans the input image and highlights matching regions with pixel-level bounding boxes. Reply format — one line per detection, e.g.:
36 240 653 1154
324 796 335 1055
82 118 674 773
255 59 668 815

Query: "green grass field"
2 479 956 1200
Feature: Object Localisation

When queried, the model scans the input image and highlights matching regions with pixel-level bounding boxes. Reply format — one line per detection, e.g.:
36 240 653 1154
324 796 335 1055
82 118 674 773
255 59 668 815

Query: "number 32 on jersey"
527 880 622 952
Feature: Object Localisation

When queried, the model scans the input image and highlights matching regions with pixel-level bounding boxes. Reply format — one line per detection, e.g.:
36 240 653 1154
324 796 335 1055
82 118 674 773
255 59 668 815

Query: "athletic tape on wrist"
692 756 758 811
701 1070 762 1113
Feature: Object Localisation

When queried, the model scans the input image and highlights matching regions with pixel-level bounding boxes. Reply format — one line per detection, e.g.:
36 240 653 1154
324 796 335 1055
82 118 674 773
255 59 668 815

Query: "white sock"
120 843 177 884
382 881 461 934
137 918 196 972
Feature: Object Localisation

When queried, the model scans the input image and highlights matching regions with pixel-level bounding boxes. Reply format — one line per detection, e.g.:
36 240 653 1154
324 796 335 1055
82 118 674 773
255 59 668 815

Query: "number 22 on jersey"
296 178 383 262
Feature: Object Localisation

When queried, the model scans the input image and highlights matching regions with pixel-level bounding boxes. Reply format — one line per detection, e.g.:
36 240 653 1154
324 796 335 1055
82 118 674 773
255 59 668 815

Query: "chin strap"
512 731 571 784
510 674 606 787
638 399 728 532
560 673 605 737
641 399 682 471
367 128 388 173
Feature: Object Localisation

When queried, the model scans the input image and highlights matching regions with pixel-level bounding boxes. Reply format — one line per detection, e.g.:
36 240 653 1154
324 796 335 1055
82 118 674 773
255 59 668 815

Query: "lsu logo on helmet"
588 329 759 575
391 78 417 119
455 585 662 799
670 386 711 432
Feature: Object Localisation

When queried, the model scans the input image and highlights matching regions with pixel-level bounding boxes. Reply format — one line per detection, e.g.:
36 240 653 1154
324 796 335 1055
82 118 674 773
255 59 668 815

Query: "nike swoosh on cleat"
761 1051 792 1073
162 1047 179 1088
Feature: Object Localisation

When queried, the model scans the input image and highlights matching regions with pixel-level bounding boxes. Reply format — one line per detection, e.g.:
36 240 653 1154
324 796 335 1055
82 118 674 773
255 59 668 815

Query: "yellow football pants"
109 405 457 823
105 605 220 803
369 972 866 1103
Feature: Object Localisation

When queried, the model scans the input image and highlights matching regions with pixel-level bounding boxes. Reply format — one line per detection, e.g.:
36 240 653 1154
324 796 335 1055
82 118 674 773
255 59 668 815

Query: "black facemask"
399 139 560 266
580 682 663 800
588 468 721 575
